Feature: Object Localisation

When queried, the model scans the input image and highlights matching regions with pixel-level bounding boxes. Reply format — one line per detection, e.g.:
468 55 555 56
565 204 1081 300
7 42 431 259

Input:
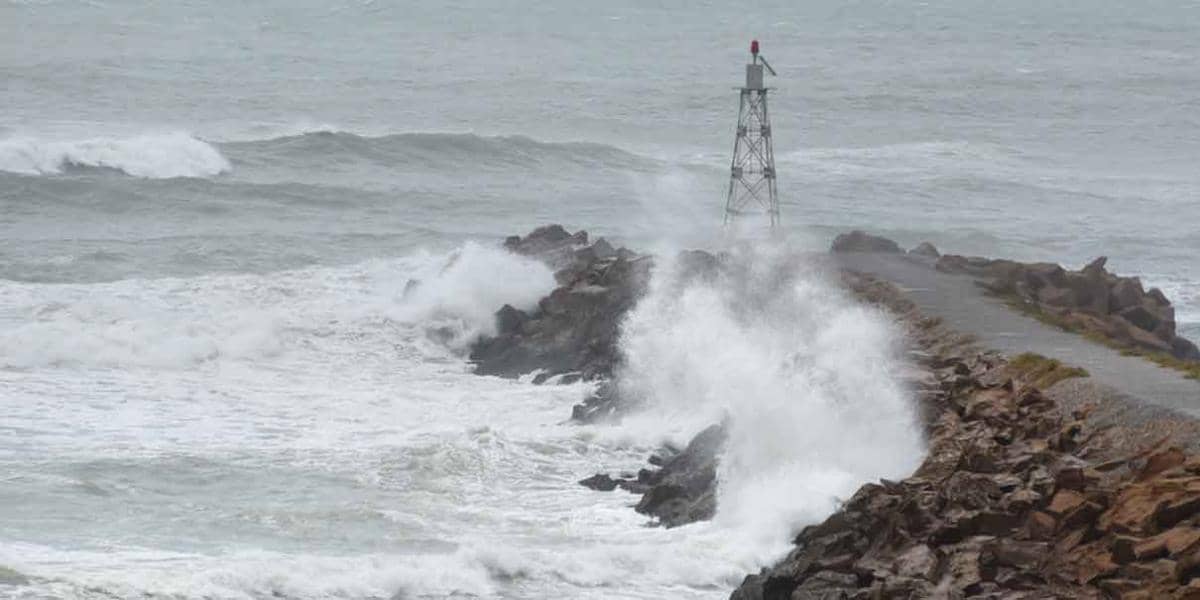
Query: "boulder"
1147 287 1171 307
578 473 619 491
1111 278 1146 312
503 224 588 268
471 227 653 382
936 254 970 274
590 237 616 260
1067 270 1112 315
830 231 902 254
1171 337 1200 361
1119 305 1162 333
632 424 726 528
1024 262 1068 290
494 304 528 335
1082 256 1109 275
1037 284 1078 308
909 242 941 258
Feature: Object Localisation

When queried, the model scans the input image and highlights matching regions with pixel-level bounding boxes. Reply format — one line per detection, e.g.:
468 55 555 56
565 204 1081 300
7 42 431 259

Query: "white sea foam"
381 241 556 352
0 233 926 599
613 241 925 563
0 132 230 178
0 242 551 371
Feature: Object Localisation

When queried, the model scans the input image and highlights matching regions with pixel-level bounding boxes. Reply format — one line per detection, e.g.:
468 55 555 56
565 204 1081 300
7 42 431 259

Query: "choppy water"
2 1 1197 598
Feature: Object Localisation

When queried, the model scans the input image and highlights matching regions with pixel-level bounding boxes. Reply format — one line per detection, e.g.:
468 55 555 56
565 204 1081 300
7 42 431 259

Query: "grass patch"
1008 352 1090 389
1143 352 1200 381
991 291 1200 381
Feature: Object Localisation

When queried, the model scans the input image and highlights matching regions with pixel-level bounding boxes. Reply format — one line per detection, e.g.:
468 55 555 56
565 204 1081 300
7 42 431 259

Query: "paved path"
830 252 1200 417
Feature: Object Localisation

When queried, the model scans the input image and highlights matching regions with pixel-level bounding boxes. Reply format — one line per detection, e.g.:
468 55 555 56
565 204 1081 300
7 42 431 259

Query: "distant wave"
223 130 647 170
0 132 230 179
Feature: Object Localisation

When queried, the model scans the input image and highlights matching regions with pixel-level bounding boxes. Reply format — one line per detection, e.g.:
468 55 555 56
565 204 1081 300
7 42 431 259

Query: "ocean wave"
0 132 231 179
223 130 647 170
0 242 553 370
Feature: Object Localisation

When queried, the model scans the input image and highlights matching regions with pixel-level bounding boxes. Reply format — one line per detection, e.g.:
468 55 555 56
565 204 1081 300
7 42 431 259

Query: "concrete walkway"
831 252 1200 417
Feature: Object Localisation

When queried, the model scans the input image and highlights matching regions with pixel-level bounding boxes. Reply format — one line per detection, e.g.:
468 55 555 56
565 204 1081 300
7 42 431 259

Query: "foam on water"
0 236 926 599
612 242 924 563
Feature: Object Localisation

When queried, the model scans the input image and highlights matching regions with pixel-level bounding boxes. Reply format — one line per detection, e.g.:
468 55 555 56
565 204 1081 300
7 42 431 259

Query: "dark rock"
1171 336 1200 361
1025 262 1068 290
494 304 528 335
591 237 616 260
471 227 653 383
503 224 588 268
729 574 766 600
1147 287 1171 307
1067 270 1112 315
1037 284 1077 308
633 424 726 528
909 241 940 258
1110 277 1146 312
578 473 619 491
1119 304 1161 333
1083 256 1108 275
830 231 902 254
935 254 970 274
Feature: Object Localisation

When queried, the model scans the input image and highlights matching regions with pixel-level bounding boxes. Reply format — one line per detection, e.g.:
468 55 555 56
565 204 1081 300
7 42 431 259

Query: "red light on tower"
750 39 759 56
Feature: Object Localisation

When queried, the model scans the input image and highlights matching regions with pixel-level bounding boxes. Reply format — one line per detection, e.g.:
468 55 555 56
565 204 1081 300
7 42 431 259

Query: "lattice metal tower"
724 39 779 227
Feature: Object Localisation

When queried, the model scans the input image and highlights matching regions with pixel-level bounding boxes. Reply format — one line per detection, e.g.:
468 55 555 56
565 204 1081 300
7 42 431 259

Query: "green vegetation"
1008 352 1090 389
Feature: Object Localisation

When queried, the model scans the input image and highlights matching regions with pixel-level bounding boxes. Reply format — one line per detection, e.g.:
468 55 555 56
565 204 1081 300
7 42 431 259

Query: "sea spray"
614 240 924 562
385 241 556 353
0 242 553 370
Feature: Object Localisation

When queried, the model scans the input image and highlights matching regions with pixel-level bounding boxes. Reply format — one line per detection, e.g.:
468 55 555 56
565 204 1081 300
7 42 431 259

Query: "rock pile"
936 253 1200 361
470 225 651 384
831 231 904 254
731 272 1200 600
579 423 726 528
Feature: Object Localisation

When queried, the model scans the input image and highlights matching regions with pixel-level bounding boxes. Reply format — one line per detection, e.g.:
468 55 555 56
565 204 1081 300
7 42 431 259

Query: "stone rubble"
730 271 1200 600
469 225 652 385
935 250 1200 361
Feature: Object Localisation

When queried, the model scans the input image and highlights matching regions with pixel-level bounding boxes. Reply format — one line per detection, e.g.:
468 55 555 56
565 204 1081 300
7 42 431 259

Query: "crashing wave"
0 132 231 179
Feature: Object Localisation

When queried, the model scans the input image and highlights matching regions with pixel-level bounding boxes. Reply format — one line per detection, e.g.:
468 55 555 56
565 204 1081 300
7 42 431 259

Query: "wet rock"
578 473 620 491
470 226 653 382
830 230 902 254
1111 278 1146 312
633 424 726 528
909 241 941 258
728 270 1200 600
1119 304 1161 333
494 304 528 335
1173 337 1200 361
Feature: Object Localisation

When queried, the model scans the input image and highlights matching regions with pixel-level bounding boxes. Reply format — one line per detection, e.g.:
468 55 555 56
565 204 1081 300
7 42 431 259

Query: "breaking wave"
615 242 925 561
0 242 552 370
0 132 231 179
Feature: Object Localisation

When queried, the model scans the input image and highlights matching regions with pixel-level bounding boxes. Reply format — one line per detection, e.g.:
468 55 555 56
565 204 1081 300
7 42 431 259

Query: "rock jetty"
473 225 727 527
731 271 1200 600
474 226 1200 596
469 225 651 384
934 252 1200 361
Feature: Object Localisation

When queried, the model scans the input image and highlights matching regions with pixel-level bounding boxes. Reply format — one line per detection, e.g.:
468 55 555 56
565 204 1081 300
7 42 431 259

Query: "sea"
1 1 1197 598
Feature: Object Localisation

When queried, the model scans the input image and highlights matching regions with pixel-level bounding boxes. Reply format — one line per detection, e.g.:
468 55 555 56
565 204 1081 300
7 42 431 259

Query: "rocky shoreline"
732 270 1200 599
471 226 1200 598
468 225 726 526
